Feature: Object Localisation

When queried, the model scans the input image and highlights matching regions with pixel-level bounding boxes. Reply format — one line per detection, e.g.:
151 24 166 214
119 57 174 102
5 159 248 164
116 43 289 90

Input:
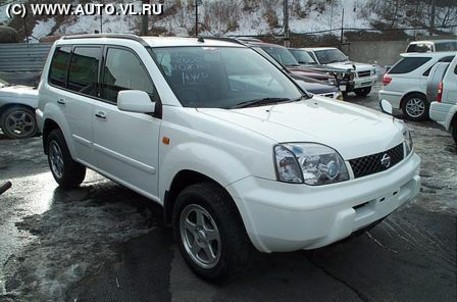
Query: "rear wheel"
402 93 429 121
172 182 253 282
354 87 372 97
47 129 86 189
1 106 38 139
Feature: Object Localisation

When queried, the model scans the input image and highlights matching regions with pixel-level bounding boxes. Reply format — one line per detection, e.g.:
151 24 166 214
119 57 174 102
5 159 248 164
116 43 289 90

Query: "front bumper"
353 75 378 90
227 153 421 253
378 90 404 109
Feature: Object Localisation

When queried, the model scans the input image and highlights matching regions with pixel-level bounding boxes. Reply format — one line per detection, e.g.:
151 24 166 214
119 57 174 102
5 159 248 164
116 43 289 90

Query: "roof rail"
62 34 149 47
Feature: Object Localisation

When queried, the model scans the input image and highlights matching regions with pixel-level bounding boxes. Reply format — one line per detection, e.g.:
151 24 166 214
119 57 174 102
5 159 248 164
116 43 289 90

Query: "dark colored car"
247 41 338 86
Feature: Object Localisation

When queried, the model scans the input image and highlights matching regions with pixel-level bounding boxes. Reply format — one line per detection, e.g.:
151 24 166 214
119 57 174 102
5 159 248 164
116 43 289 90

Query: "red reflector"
382 75 392 85
437 81 443 103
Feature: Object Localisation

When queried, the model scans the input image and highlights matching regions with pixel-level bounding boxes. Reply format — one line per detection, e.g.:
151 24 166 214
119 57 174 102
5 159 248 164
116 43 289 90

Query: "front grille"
357 70 371 77
349 143 404 178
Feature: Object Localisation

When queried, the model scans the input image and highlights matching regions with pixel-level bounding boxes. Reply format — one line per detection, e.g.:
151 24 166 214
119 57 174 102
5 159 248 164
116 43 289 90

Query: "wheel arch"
0 103 36 120
400 91 428 109
42 118 62 154
163 170 243 228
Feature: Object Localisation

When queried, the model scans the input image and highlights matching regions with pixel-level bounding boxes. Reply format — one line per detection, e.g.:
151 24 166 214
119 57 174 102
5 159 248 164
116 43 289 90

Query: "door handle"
95 111 106 120
57 98 66 105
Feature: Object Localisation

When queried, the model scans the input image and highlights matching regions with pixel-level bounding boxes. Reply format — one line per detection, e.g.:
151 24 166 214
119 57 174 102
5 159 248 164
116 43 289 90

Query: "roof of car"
400 51 456 57
408 40 456 45
303 47 338 51
59 34 245 48
242 41 287 49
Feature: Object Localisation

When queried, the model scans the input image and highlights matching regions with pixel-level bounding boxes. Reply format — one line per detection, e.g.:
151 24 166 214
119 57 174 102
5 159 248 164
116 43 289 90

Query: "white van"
429 55 457 143
406 40 457 53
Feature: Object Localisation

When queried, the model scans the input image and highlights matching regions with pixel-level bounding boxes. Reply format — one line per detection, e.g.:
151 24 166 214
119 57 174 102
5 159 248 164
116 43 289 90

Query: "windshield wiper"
230 97 292 109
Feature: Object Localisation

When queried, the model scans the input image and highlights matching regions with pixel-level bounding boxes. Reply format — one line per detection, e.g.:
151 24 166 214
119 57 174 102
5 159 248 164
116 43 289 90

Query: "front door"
92 46 161 198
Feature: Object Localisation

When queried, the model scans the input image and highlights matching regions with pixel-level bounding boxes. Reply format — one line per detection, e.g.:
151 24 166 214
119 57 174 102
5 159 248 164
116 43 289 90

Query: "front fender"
159 142 252 202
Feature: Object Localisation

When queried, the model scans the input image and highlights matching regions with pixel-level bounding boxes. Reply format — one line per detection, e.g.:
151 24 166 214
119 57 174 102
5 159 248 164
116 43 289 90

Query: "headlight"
403 128 413 155
336 92 344 101
274 143 349 185
371 69 376 76
327 78 337 86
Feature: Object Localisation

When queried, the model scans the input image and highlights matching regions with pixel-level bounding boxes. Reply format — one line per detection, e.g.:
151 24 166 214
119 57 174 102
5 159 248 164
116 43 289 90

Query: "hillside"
0 0 456 42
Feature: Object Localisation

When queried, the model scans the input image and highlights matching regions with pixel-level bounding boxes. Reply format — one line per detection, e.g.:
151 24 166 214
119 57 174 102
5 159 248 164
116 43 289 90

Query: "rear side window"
389 57 431 74
67 46 101 97
49 46 71 87
423 56 455 76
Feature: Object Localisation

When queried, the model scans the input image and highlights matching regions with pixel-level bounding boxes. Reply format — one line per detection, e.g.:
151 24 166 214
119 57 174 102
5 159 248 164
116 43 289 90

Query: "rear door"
92 46 161 198
48 45 101 166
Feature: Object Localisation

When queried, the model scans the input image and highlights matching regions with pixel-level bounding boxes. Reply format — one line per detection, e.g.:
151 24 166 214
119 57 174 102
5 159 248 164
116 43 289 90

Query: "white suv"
304 47 377 97
379 52 455 121
37 34 421 281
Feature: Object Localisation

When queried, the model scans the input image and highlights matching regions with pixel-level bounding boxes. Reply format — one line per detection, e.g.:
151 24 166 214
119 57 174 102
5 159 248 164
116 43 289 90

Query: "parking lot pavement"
0 87 456 302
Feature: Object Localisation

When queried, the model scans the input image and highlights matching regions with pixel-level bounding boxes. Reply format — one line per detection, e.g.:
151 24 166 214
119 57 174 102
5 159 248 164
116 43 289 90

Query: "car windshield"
289 49 316 64
315 49 348 64
259 46 300 67
151 46 303 108
406 43 433 53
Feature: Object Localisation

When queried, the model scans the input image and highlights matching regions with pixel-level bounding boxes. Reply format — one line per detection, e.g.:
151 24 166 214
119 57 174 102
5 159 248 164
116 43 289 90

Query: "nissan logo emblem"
380 153 391 168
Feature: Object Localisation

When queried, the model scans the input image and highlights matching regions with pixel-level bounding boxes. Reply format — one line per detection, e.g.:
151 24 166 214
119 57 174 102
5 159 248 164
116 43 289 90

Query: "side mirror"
379 99 393 115
117 90 156 114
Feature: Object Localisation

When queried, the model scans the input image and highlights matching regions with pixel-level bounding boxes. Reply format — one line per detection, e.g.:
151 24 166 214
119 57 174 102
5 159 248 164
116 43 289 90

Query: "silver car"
0 79 39 139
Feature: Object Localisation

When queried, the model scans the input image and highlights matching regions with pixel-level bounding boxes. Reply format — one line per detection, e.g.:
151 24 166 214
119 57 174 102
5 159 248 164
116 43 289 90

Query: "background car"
304 47 377 97
244 41 338 86
0 79 39 139
288 47 355 94
405 40 457 53
251 47 343 100
379 52 455 121
429 55 457 144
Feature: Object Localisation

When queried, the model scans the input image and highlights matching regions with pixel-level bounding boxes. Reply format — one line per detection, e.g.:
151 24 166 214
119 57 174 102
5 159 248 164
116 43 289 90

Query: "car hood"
197 97 404 159
287 66 333 80
293 79 339 95
326 61 374 71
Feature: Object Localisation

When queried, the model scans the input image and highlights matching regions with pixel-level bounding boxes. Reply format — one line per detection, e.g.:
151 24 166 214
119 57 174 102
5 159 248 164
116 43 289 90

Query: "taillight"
436 81 443 103
382 74 392 86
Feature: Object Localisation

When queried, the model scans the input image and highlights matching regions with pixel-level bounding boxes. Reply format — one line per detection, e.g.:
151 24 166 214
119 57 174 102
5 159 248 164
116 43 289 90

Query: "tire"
354 87 372 97
47 129 86 189
1 106 38 139
451 122 457 145
172 182 253 282
401 93 429 121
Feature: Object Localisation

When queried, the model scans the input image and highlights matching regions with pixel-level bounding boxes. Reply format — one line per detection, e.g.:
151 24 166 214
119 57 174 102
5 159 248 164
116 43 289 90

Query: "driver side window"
101 47 155 103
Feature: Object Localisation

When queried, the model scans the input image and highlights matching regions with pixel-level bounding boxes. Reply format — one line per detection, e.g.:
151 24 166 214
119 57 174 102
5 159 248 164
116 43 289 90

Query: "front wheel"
1 106 38 139
172 182 253 282
402 93 429 121
353 87 372 97
47 129 86 189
